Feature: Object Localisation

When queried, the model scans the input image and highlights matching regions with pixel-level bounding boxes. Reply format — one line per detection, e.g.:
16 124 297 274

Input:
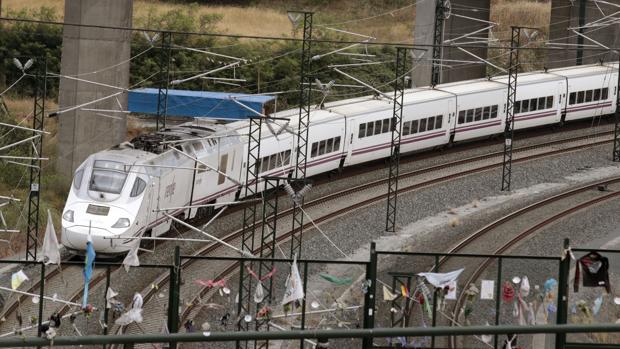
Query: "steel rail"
121 134 614 341
0 131 611 338
446 178 620 348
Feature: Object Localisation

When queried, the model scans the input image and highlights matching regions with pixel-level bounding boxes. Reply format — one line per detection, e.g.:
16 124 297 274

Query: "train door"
151 177 169 236
558 81 567 123
447 97 457 134
218 153 228 185
450 99 459 143
343 118 358 166
144 178 155 227
501 89 508 132
554 81 566 122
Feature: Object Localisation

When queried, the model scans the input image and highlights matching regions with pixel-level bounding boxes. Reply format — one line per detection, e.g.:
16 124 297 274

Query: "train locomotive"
61 62 619 254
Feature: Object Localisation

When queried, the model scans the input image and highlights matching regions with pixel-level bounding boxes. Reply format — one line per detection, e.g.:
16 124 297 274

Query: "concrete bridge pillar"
547 0 620 68
412 0 491 87
57 0 133 177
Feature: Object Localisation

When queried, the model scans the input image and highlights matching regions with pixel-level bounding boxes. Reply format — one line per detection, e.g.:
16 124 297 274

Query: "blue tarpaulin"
128 88 275 119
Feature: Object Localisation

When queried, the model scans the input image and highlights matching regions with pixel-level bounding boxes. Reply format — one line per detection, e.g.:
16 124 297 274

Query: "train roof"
95 146 158 164
224 107 343 137
128 120 236 155
434 78 505 95
548 62 618 78
223 62 617 134
492 70 565 85
323 87 455 116
325 97 390 116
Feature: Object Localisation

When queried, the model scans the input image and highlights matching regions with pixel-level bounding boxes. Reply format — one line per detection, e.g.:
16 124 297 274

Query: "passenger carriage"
62 62 620 254
551 64 618 122
436 79 506 143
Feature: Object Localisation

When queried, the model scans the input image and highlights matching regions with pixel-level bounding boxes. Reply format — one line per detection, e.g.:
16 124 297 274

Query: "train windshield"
89 160 128 194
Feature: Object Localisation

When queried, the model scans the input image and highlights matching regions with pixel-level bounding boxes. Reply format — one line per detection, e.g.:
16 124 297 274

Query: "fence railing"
0 239 617 349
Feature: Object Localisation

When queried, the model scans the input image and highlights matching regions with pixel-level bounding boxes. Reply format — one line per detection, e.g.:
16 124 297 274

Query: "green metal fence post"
300 261 309 349
431 255 439 348
36 263 45 337
556 238 570 349
362 242 377 349
494 257 503 349
168 246 181 349
103 266 111 349
236 259 246 349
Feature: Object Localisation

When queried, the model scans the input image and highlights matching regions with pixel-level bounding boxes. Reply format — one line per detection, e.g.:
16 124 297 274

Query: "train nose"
61 225 128 254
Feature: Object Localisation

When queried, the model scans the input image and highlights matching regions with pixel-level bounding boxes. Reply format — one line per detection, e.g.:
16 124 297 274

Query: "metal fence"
565 247 620 349
176 253 371 349
0 240 618 349
0 258 174 345
371 248 566 349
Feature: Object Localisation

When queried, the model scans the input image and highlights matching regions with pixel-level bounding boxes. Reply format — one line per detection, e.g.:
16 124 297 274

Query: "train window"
427 116 435 130
311 142 318 157
374 121 382 135
491 105 498 118
260 157 269 173
403 121 411 136
411 120 419 134
73 169 84 190
90 160 128 194
218 154 228 184
419 119 427 132
546 96 553 109
602 88 609 100
435 115 443 129
577 91 585 104
531 98 538 111
130 178 147 197
326 138 334 153
593 89 601 101
334 137 341 151
569 92 576 105
482 107 489 119
382 118 390 133
585 90 593 103
538 97 546 109
192 142 204 152
458 111 465 124
466 109 474 123
366 122 374 136
318 140 327 156
282 150 291 165
359 124 366 138
513 102 520 114
521 99 529 112
474 108 482 121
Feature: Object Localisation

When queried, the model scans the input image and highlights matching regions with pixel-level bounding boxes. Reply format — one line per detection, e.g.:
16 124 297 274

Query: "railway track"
110 132 615 346
0 130 612 340
436 177 620 349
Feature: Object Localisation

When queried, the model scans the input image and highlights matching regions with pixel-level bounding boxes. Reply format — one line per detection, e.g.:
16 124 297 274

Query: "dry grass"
2 0 552 43
491 0 551 38
133 1 293 38
2 0 415 42
0 97 63 258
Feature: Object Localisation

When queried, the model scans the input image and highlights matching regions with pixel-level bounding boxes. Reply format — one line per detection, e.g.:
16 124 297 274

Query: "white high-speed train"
61 62 619 254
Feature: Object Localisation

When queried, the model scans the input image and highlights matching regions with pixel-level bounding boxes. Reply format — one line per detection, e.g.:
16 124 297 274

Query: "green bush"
0 7 62 97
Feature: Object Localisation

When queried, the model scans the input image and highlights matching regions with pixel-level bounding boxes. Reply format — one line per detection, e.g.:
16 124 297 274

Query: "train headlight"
112 218 130 228
62 210 74 223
